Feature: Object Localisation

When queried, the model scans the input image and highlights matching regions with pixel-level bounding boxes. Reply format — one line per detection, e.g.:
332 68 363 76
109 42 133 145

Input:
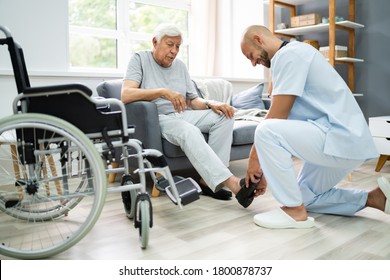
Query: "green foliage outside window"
128 2 187 37
69 0 116 29
69 0 189 70
70 35 117 68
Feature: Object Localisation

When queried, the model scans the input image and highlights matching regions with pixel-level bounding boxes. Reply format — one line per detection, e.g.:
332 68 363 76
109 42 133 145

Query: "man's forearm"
121 87 165 104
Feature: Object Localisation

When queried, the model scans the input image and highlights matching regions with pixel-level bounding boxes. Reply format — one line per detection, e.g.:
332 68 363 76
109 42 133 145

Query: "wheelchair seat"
21 88 125 137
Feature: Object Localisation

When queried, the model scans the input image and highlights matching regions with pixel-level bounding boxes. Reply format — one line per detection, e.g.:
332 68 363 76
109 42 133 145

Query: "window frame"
68 0 191 72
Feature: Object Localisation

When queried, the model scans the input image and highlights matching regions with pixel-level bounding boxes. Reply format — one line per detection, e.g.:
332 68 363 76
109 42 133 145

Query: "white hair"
153 23 182 43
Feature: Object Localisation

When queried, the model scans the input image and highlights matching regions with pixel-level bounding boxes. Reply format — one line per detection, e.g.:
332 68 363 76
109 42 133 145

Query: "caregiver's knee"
255 119 276 140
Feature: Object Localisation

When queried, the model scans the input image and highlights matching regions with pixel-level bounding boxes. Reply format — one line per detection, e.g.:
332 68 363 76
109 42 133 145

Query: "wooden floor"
1 158 390 260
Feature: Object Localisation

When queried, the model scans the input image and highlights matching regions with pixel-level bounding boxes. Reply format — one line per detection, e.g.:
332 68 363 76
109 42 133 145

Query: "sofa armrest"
96 79 163 152
124 101 163 152
96 79 123 111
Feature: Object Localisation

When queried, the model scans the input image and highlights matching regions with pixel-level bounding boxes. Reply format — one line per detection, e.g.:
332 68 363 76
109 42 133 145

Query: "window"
69 0 265 80
69 0 190 71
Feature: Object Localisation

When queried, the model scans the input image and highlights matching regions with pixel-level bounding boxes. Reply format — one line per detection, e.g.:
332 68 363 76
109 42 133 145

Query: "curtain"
189 0 265 80
189 0 218 77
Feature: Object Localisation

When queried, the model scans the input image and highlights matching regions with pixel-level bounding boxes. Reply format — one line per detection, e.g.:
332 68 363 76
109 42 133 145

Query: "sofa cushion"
162 139 185 157
163 133 209 158
232 83 265 110
232 120 258 146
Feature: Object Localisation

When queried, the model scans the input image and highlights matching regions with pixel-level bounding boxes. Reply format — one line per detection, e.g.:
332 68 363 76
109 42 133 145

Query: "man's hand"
163 90 186 113
246 145 267 196
208 101 235 119
254 175 267 197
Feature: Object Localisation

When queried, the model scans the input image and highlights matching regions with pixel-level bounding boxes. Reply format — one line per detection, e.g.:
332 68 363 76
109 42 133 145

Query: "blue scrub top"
270 41 378 160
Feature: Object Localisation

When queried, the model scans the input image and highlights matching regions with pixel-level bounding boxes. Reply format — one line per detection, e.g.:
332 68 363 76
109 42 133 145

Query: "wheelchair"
0 25 201 259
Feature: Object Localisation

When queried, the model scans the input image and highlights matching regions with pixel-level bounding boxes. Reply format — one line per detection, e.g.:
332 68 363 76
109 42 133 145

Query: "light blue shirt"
271 41 378 160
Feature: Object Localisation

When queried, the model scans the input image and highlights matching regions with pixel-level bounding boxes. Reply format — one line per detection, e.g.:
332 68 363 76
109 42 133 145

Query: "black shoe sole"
200 186 232 200
236 174 263 208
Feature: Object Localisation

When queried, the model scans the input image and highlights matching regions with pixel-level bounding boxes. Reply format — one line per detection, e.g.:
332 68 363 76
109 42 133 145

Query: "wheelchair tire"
0 113 107 259
121 175 138 219
138 199 150 249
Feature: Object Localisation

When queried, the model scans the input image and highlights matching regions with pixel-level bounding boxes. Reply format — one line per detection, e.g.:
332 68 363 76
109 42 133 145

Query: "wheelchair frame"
0 25 184 259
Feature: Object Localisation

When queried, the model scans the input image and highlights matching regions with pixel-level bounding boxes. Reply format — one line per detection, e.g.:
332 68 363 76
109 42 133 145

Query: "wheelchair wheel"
138 199 150 249
0 113 106 259
121 175 137 219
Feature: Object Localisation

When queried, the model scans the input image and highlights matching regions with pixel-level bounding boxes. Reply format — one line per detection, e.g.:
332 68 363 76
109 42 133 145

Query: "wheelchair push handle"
0 25 13 38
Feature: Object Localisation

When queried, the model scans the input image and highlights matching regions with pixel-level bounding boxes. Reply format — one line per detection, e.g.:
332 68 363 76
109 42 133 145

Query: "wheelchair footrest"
165 177 202 206
156 175 185 192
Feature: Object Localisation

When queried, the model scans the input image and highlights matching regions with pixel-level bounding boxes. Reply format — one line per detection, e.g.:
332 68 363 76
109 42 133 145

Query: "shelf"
275 21 364 36
324 57 364 63
264 0 319 5
334 57 364 63
268 0 361 92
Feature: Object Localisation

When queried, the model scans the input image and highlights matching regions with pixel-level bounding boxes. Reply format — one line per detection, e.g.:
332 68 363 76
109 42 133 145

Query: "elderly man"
121 24 263 206
240 25 389 228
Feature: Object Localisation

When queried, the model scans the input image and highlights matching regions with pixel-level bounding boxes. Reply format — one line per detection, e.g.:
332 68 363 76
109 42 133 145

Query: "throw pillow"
232 83 265 110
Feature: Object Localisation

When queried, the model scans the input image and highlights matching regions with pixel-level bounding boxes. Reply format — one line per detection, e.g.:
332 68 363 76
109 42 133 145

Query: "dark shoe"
236 174 263 208
200 185 232 200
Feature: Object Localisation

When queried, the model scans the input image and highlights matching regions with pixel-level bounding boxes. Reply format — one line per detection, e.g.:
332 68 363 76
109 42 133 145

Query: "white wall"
0 0 68 72
0 0 70 117
0 0 123 117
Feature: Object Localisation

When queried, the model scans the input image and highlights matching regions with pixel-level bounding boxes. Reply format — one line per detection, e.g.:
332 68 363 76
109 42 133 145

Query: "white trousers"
159 110 234 191
254 119 368 216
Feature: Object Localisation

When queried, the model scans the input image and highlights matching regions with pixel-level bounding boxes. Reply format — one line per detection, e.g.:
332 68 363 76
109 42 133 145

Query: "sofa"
96 78 269 174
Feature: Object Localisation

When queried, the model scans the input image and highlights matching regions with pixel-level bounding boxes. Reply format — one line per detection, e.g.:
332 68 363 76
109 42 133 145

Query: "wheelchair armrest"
24 83 93 96
124 101 163 152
